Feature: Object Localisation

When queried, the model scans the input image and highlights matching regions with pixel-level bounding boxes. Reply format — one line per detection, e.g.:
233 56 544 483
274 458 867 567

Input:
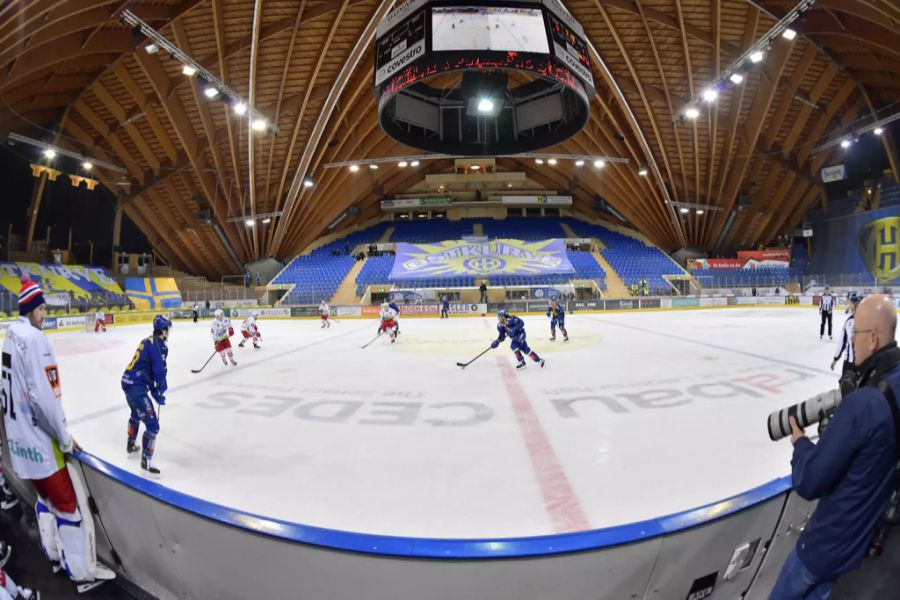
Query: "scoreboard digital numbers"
547 11 593 89
375 7 427 87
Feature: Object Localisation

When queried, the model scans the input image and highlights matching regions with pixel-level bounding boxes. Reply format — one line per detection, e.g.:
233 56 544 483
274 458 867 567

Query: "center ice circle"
62 309 836 539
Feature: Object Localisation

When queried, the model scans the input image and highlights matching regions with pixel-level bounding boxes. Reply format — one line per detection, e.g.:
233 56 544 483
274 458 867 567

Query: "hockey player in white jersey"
211 309 237 365
93 309 106 333
319 301 331 328
238 312 262 349
377 301 399 343
1 279 114 591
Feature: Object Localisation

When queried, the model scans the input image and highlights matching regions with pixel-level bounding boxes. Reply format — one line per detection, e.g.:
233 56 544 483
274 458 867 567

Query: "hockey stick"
190 351 217 374
361 331 382 348
457 346 492 368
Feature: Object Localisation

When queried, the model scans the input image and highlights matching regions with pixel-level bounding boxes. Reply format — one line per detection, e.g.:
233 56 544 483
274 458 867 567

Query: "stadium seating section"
0 262 129 317
277 217 693 304
690 267 789 288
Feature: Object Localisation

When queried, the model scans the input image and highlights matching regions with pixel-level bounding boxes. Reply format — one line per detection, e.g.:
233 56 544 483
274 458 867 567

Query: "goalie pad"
36 498 61 562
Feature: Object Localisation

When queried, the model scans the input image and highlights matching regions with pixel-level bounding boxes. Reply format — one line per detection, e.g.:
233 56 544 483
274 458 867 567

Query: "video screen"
431 6 550 54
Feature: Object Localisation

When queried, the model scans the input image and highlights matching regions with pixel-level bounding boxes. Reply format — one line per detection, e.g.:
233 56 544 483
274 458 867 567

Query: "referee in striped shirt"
820 287 835 340
831 293 859 375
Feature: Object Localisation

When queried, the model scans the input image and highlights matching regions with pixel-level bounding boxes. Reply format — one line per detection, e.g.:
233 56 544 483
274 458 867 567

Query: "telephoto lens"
767 389 842 441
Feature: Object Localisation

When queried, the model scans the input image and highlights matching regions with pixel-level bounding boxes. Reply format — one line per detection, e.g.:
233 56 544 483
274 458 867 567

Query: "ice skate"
563 336 569 342
18 587 40 600
539 359 546 367
141 457 161 479
253 343 260 350
0 481 18 510
221 354 228 365
126 439 140 456
238 340 246 347
516 359 526 369
550 334 556 341
230 358 238 365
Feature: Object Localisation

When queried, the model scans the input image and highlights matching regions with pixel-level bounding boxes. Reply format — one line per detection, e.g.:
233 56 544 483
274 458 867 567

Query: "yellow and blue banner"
125 278 182 309
390 239 574 280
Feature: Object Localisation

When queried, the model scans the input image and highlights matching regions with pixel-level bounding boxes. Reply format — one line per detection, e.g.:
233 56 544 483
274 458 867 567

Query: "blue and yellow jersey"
547 303 565 319
121 335 168 393
497 316 526 341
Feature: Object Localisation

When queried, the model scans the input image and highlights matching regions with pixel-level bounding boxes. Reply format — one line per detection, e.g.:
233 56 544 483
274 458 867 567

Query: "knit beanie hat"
18 277 45 316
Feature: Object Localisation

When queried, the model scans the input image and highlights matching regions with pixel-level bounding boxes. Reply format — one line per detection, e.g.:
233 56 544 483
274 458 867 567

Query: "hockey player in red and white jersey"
378 301 399 343
319 301 331 328
238 312 261 349
93 309 106 333
210 309 237 365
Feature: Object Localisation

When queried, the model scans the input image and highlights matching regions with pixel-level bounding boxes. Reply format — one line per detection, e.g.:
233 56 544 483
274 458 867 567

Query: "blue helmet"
497 310 508 320
849 292 861 304
153 315 172 333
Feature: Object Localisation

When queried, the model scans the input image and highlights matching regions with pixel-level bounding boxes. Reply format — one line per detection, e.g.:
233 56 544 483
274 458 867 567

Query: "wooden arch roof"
1 0 897 277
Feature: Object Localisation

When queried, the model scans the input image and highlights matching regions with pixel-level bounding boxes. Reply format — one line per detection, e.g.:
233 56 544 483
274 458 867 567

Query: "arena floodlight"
470 164 480 170
477 98 495 114
874 127 884 136
547 158 557 166
750 51 764 63
680 207 689 214
251 118 267 131
82 161 93 171
782 28 797 40
685 107 700 119
696 209 704 215
144 43 159 54
262 218 272 224
43 148 56 159
233 102 247 115
245 219 255 227
349 164 360 172
303 177 314 188
398 161 408 168
535 158 544 165
410 160 420 167
182 64 197 76
575 159 585 167
593 159 605 168
369 164 379 170
702 88 718 103
204 85 219 99
729 73 744 84
840 139 852 149
638 167 649 176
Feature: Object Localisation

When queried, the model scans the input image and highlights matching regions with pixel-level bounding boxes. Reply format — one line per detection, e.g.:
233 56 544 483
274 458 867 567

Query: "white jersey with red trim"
380 306 397 322
319 303 330 317
210 317 232 342
94 310 105 322
240 315 258 335
1 317 73 479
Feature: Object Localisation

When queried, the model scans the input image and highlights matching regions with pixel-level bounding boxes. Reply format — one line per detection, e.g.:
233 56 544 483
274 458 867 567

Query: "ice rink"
57 308 842 539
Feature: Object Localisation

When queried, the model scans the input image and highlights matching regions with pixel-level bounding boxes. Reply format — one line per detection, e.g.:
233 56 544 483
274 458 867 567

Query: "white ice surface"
54 309 841 538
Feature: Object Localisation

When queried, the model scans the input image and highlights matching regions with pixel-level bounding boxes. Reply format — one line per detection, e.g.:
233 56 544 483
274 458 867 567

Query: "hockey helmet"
251 311 259 318
497 310 509 321
153 314 172 333
214 308 224 319
849 292 861 304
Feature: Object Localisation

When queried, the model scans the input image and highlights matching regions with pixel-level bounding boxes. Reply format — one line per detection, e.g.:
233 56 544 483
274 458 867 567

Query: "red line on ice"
497 357 589 533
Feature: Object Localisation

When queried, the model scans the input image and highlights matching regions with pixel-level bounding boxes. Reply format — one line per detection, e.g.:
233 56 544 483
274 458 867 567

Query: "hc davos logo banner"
858 217 900 284
390 239 575 280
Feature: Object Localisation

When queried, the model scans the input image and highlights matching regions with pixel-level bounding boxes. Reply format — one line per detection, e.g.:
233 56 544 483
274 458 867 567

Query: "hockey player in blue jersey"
490 310 545 369
546 299 569 341
121 315 171 478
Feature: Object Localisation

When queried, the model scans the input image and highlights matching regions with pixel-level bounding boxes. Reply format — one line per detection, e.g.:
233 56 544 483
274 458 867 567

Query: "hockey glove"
490 340 499 349
156 394 167 406
228 327 235 337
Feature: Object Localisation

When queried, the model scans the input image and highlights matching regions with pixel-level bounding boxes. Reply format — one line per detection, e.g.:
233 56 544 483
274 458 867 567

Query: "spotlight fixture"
398 161 408 168
782 28 797 40
874 127 884 136
535 158 544 164
262 218 272 224
547 158 557 165
750 51 764 63
575 159 585 167
638 167 649 177
245 219 255 227
679 207 689 214
729 73 744 84
349 164 359 172
144 43 159 54
233 102 247 115
470 164 480 170
82 161 93 171
593 159 605 168
369 164 379 170
410 160 420 167
182 64 197 76
204 85 219 99
685 107 700 119
507 183 513 188
477 98 495 114
696 209 704 215
251 118 267 131
303 177 314 188
840 139 851 149
43 148 56 159
702 88 718 103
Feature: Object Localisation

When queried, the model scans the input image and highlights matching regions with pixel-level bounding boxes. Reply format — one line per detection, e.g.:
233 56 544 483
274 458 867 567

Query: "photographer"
771 295 899 599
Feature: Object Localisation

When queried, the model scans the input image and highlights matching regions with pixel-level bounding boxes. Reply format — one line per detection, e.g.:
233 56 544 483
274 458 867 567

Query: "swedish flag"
125 278 182 310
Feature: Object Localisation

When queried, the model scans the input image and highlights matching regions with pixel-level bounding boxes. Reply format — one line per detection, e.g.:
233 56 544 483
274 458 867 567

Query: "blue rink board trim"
76 451 793 558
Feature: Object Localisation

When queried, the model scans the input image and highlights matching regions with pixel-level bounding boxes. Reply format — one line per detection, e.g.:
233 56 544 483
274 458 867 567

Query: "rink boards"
3 307 843 598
